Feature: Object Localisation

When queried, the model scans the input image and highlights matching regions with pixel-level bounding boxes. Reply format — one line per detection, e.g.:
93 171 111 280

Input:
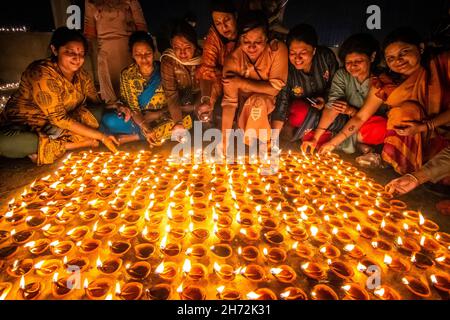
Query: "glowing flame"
397 237 403 246
384 254 393 265
270 268 282 275
214 262 221 273
34 261 45 269
332 227 338 235
403 223 409 230
20 276 25 290
160 235 167 249
371 241 378 249
310 226 318 237
280 290 291 299
217 286 225 294
96 257 103 268
420 236 426 247
380 219 386 229
436 256 445 262
402 278 409 285
344 244 355 252
430 275 438 284
374 288 385 297
155 262 165 274
419 213 425 226
411 254 417 263
53 272 59 283
263 247 268 256
301 263 309 270
246 292 260 300
182 259 191 273
357 263 367 272
276 203 282 212
342 285 351 291
115 283 121 295
105 294 113 300
292 242 298 250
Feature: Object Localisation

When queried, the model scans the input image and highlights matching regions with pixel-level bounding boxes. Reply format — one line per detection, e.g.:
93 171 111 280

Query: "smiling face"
384 41 422 76
240 27 267 62
212 12 237 40
52 41 86 74
288 40 315 71
171 35 196 62
344 52 372 80
132 41 154 72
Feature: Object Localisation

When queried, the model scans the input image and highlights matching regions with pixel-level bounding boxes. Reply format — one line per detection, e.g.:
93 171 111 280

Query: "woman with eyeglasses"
0 27 118 165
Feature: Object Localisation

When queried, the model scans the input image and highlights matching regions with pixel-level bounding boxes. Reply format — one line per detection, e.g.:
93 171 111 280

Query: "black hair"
237 10 269 38
210 0 236 14
170 20 199 49
50 27 88 57
339 33 381 66
128 31 155 52
286 24 318 48
382 27 423 52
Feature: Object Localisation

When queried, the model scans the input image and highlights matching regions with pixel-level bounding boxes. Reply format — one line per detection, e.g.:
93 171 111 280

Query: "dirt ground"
1 140 449 233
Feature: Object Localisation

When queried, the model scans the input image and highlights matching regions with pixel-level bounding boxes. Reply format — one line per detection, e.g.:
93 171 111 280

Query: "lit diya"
216 286 241 300
210 244 233 260
93 223 116 239
435 253 450 269
66 226 90 242
0 282 12 300
0 230 9 244
177 284 206 300
147 284 172 300
117 282 144 300
356 224 378 239
419 236 442 255
402 276 431 299
134 243 155 260
19 276 42 300
328 261 354 282
239 227 260 243
341 283 370 300
11 229 34 245
183 259 207 282
50 240 74 257
186 244 208 260
238 246 259 262
214 263 236 281
77 238 101 255
214 227 234 243
97 257 123 276
24 239 51 255
42 223 65 238
154 262 178 282
264 247 287 264
109 240 132 257
410 252 435 270
270 265 297 283
34 259 62 277
383 254 411 273
373 286 402 300
6 259 34 277
125 261 152 280
64 256 90 273
301 262 326 281
286 226 308 241
379 219 401 238
435 232 450 247
371 238 393 253
85 278 114 300
79 210 99 223
160 238 182 257
190 226 210 243
319 244 341 260
430 273 450 295
141 226 160 243
246 288 277 300
311 284 339 300
52 273 76 299
118 224 139 239
280 287 308 300
239 264 266 282
309 226 331 245
292 242 314 260
25 213 47 229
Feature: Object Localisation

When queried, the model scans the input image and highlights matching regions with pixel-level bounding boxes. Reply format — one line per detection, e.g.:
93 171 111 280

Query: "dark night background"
0 0 448 46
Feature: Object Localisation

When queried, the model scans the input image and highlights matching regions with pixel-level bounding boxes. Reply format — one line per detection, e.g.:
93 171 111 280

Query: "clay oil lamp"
292 242 314 260
323 215 344 232
356 224 378 239
78 238 101 255
122 212 141 225
319 244 341 260
54 209 74 225
402 222 421 240
154 262 178 282
214 262 236 281
190 205 208 223
216 286 241 300
236 212 255 227
189 224 210 243
419 236 441 255
215 213 233 229
93 223 116 239
168 225 187 241
118 224 139 239
311 284 339 300
383 254 411 273
239 264 266 282
214 226 234 243
286 226 308 241
341 283 370 300
263 230 284 246
183 259 207 282
328 260 354 282
66 226 90 242
19 276 42 300
141 226 160 243
85 278 114 300
301 262 326 281
238 246 259 262
270 265 297 283
11 229 34 245
79 210 99 223
246 288 277 300
379 219 400 239
430 273 450 296
177 284 206 300
434 232 450 249
24 239 50 256
280 287 308 300
42 223 65 239
87 199 106 211
0 282 12 300
410 252 435 270
6 259 34 277
373 286 402 300
100 210 120 223
343 244 365 260
97 257 123 276
25 213 47 229
34 259 62 277
109 240 132 257
371 238 393 253
435 253 450 269
332 228 353 246
160 237 181 258
395 236 420 255
264 247 287 264
147 284 172 300
52 272 76 299
367 209 384 225
0 230 9 244
125 261 152 281
309 226 331 245
401 276 431 299
134 243 155 260
390 199 407 211
403 210 421 222
186 244 208 260
50 240 74 257
115 282 143 300
239 227 260 243
167 204 187 225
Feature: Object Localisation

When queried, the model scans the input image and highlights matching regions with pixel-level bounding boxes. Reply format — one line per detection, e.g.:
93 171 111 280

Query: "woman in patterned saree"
0 27 118 165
